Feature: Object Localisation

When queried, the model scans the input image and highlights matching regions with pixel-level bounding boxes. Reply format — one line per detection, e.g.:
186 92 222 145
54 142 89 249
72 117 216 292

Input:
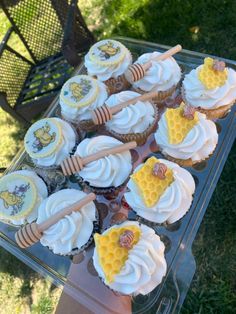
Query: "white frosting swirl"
37 189 96 255
125 159 195 224
75 136 132 188
60 80 108 121
33 118 76 167
10 170 48 225
93 221 167 295
183 66 236 109
84 45 132 81
105 91 155 134
133 52 181 92
155 111 218 161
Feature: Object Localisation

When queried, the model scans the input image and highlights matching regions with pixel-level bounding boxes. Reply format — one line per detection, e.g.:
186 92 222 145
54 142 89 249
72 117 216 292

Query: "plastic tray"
0 37 235 313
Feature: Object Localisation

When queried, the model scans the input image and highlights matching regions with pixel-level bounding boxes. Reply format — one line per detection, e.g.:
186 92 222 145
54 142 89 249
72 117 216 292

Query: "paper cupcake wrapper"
77 176 128 198
104 75 131 95
133 84 177 106
160 149 217 167
78 118 100 133
105 103 158 146
181 86 235 120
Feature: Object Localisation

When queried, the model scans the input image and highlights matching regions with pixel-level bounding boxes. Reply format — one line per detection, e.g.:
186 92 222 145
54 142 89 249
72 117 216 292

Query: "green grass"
0 1 236 313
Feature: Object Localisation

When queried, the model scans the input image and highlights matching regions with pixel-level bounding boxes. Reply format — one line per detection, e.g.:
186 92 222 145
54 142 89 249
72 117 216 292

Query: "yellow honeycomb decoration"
165 103 199 145
131 157 174 208
94 225 141 284
198 57 228 89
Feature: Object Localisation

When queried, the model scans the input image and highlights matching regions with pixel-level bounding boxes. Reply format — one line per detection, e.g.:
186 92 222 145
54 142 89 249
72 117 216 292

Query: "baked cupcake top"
0 170 48 225
93 221 167 295
183 57 236 109
105 91 156 134
125 157 195 224
132 51 181 92
155 103 218 162
84 39 132 81
74 135 132 188
37 189 96 255
60 75 108 121
24 118 76 167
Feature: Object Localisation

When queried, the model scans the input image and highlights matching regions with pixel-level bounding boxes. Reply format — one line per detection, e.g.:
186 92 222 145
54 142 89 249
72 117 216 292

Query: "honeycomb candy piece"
165 102 199 144
131 157 174 208
198 57 228 89
94 225 141 284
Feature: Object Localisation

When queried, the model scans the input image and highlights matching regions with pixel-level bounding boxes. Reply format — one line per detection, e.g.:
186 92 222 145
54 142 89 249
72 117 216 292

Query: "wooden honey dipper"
15 193 96 249
61 141 137 176
124 44 182 84
91 90 158 125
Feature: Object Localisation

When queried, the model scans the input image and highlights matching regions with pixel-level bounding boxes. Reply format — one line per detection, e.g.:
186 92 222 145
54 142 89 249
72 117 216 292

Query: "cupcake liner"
160 148 217 167
133 84 177 107
77 175 128 199
46 209 100 256
181 86 235 120
106 103 158 146
105 75 131 95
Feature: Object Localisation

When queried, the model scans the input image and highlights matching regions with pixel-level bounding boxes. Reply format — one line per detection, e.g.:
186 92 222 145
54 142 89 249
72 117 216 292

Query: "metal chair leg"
0 92 31 127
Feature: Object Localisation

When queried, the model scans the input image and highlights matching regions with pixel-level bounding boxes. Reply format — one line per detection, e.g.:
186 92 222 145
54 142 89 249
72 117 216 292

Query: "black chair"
0 0 95 126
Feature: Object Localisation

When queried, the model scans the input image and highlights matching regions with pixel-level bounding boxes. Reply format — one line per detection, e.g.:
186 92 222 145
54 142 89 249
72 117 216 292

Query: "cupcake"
124 157 195 224
74 135 132 195
36 189 97 255
0 170 48 226
93 220 167 295
155 102 218 166
182 57 236 119
105 91 158 146
84 39 132 94
132 51 181 105
24 117 77 168
59 75 108 131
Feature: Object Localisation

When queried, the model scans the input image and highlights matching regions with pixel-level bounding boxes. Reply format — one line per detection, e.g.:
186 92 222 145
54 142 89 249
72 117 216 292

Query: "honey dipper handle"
110 90 159 115
38 193 96 232
142 44 182 70
82 141 137 165
152 44 182 62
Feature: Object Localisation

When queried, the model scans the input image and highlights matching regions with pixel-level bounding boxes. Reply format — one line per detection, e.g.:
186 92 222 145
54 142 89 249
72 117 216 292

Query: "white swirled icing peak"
182 66 236 109
75 135 132 188
93 221 167 295
125 159 195 224
155 111 218 162
105 91 156 134
133 51 181 92
37 189 96 255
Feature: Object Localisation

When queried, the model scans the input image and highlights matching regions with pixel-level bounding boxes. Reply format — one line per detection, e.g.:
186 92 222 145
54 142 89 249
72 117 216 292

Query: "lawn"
0 1 236 313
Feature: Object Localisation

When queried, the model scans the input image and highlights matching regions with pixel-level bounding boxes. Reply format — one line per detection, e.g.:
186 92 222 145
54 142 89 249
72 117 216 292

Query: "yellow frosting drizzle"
198 57 228 89
165 103 199 144
131 157 174 208
94 225 141 284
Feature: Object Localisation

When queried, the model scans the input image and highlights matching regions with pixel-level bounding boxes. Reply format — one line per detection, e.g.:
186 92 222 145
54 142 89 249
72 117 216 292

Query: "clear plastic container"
1 37 235 313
